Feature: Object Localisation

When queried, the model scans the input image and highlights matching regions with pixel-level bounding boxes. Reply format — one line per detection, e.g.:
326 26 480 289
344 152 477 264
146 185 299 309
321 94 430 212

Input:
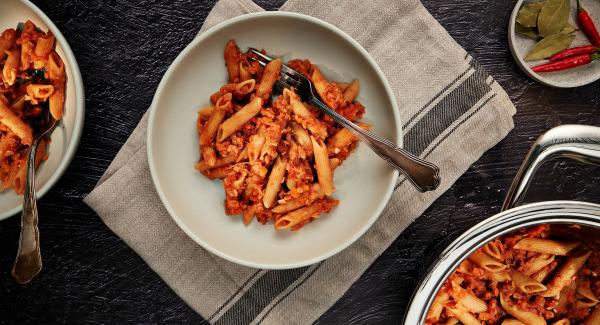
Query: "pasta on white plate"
195 39 368 231
0 20 66 194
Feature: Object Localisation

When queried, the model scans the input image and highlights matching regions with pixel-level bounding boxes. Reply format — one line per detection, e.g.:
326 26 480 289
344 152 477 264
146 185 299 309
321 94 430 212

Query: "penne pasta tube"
509 269 547 294
482 240 503 261
236 145 248 163
584 305 600 325
256 58 281 101
247 132 266 163
217 97 262 141
0 29 15 60
198 105 215 118
224 40 240 83
201 95 230 146
233 79 256 98
450 280 487 313
329 157 341 170
502 319 526 325
26 84 55 104
3 48 20 86
0 100 33 145
342 79 360 103
445 307 482 325
239 61 251 81
243 204 257 225
271 184 323 214
21 40 33 70
311 136 334 196
201 146 217 167
578 283 600 304
290 93 312 118
263 156 286 209
468 250 507 273
194 155 236 172
542 251 592 298
522 254 554 276
201 165 230 180
334 82 349 92
291 121 312 155
274 198 338 230
499 292 546 325
311 66 343 109
514 238 579 256
47 52 65 81
491 270 511 282
327 128 358 155
34 33 55 57
426 291 449 323
49 83 65 120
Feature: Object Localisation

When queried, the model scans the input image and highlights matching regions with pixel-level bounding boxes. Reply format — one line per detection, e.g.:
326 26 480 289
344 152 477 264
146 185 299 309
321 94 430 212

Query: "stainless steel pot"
403 124 600 324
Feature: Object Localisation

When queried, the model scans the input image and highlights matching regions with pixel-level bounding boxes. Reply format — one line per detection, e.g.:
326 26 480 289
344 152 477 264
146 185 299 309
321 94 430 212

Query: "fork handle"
310 97 441 192
12 140 42 284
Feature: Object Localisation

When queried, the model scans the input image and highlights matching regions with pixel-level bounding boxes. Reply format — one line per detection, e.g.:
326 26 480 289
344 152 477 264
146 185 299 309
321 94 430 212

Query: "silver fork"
12 108 57 284
249 48 441 192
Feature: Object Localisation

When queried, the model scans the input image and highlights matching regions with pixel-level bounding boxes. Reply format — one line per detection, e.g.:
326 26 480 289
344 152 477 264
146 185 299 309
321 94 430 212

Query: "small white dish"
147 12 401 269
0 0 85 220
509 0 600 88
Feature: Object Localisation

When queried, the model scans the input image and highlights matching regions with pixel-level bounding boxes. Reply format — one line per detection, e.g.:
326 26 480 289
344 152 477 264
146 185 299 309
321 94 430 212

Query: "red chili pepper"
532 53 600 72
577 0 600 47
549 45 599 61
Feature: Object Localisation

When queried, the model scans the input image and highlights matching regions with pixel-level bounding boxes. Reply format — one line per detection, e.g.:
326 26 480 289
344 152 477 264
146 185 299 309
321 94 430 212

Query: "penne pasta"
499 293 546 325
426 291 449 323
194 155 236 172
509 269 547 294
542 251 592 298
21 40 33 70
217 97 262 141
198 105 215 118
34 33 55 57
0 29 15 60
334 82 349 92
491 270 512 282
3 48 20 86
224 39 240 83
311 66 343 109
201 146 217 167
482 240 503 261
514 238 579 256
243 204 257 225
271 184 323 214
247 132 266 163
446 307 482 325
239 61 252 81
468 249 507 273
263 156 286 209
450 280 487 313
342 79 360 103
521 254 554 276
274 198 338 230
26 84 55 104
233 79 256 98
327 128 358 155
256 58 281 101
0 100 33 145
311 136 334 196
291 121 313 156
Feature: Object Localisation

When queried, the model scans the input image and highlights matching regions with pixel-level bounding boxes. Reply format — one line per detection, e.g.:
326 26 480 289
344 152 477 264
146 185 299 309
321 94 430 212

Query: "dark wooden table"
1 0 599 324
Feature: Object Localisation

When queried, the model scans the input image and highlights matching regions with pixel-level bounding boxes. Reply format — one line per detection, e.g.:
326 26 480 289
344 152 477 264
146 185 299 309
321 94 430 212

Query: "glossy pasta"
0 21 65 194
195 39 367 231
426 225 600 324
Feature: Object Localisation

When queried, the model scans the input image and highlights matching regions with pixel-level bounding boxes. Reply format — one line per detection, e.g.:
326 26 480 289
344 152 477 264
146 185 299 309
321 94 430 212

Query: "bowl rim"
403 200 600 324
147 11 402 269
0 0 85 220
508 0 600 88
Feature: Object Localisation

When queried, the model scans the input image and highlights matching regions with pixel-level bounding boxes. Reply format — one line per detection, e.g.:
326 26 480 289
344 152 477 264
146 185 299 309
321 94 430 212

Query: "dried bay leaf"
525 32 575 61
560 22 578 34
516 2 545 27
537 0 570 37
516 23 539 38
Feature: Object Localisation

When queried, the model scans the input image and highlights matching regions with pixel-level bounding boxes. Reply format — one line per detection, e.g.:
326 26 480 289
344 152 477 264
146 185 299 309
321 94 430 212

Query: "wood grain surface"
0 0 599 324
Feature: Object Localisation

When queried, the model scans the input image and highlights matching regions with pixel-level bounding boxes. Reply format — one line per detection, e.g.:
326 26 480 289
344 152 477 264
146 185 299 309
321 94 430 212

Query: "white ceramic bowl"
509 0 600 88
147 12 401 269
0 0 85 220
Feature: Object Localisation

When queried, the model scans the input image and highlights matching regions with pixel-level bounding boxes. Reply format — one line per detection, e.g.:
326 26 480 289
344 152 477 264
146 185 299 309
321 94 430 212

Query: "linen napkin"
84 0 516 323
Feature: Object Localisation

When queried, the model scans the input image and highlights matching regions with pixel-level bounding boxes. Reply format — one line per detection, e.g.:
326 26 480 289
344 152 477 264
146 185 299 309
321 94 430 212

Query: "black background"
1 0 599 324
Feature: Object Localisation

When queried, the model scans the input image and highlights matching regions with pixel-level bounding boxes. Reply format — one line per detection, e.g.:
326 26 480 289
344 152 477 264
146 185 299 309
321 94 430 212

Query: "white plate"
147 12 401 269
0 0 85 220
509 0 600 88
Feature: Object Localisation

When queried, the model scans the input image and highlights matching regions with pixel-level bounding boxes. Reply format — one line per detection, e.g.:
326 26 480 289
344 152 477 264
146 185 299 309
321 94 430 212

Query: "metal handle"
502 125 600 211
309 97 441 192
12 140 42 284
